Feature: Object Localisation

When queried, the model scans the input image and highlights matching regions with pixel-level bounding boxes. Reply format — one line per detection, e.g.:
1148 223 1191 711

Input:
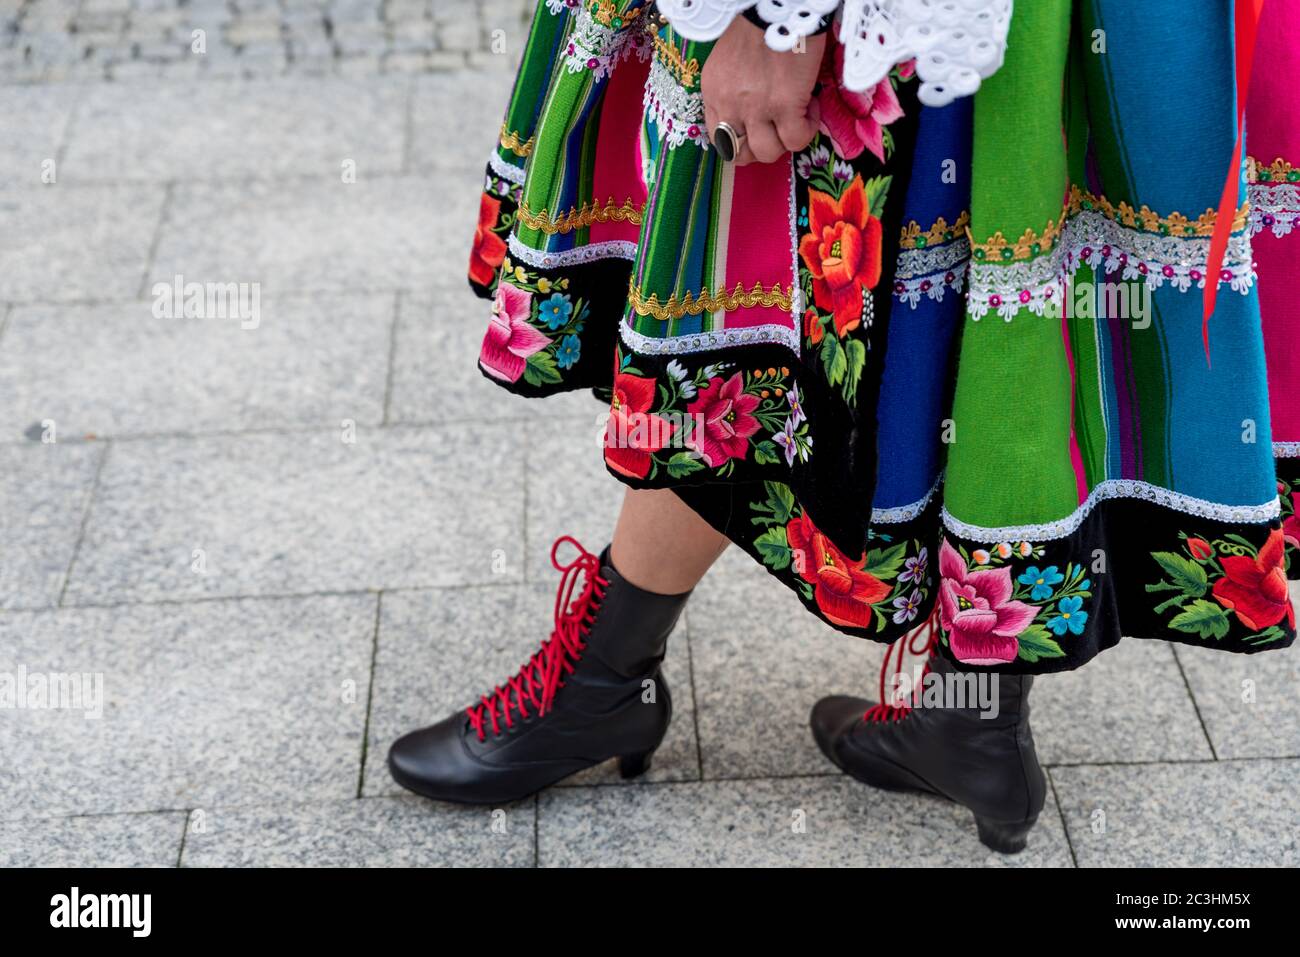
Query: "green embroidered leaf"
1016 624 1066 663
1150 551 1208 598
821 335 847 386
763 481 797 523
842 338 866 403
752 440 780 466
665 452 705 479
754 527 792 570
522 349 562 386
1168 599 1231 640
862 175 893 219
862 541 908 580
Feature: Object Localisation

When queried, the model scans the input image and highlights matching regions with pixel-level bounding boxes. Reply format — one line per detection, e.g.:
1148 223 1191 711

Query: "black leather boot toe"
388 536 689 805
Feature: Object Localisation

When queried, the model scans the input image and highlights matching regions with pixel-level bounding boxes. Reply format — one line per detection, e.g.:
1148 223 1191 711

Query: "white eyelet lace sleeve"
840 0 1013 106
656 1 839 51
655 0 1013 106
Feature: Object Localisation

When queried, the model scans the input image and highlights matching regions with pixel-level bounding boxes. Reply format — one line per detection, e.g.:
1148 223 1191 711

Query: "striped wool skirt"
465 0 1298 673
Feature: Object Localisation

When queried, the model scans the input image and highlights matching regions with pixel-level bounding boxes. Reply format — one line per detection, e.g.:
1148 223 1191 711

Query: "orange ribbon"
1202 0 1265 366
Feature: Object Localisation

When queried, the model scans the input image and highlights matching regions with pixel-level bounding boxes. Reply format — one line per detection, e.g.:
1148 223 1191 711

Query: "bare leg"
610 488 730 595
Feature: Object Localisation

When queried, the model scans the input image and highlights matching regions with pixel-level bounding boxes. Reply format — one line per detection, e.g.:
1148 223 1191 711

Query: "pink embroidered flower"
937 540 1040 665
686 373 760 467
816 44 905 162
479 283 549 383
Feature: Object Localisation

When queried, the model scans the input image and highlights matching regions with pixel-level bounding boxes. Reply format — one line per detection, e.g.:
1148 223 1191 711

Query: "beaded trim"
507 233 637 268
487 151 526 185
517 197 645 234
900 212 969 251
1248 183 1300 239
628 279 795 320
499 125 534 159
943 479 1281 544
565 0 652 79
894 264 968 307
1249 156 1300 185
1276 442 1300 459
871 476 942 524
967 211 1256 321
970 187 1249 264
644 51 708 149
619 318 800 354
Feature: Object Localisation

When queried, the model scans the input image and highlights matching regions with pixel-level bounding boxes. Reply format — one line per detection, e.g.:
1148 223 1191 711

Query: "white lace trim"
657 0 838 50
840 0 1013 105
943 479 1282 544
871 475 942 523
565 3 652 78
967 212 1256 321
1276 442 1300 459
487 151 526 186
644 53 709 149
1248 183 1300 239
788 166 806 321
507 233 638 269
619 319 800 354
656 0 1011 102
894 263 967 306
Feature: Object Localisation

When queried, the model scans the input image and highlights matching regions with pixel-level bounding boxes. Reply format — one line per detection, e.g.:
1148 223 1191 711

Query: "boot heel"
617 749 655 779
974 814 1038 854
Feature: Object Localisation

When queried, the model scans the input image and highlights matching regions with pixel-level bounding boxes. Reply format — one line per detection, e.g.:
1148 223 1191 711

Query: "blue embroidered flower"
1047 596 1088 636
555 334 581 369
1018 565 1064 600
539 293 573 330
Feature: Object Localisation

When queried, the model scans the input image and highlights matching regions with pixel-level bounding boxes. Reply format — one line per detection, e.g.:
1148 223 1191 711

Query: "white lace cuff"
655 0 1014 106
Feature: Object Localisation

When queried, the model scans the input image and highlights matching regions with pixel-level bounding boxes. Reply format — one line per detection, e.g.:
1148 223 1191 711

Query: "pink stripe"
590 52 651 246
720 159 796 330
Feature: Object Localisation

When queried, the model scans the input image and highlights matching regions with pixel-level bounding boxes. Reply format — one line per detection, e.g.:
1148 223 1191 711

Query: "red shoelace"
863 605 939 724
465 536 610 742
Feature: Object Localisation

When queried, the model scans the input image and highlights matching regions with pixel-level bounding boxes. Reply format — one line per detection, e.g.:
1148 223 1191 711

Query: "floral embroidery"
1148 528 1294 645
796 165 890 403
939 539 1092 664
815 43 905 163
1280 477 1299 555
470 194 510 288
604 351 811 481
749 483 932 632
479 262 590 386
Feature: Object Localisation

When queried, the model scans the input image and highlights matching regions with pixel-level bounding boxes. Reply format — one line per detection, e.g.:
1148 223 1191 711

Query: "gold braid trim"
653 33 701 90
969 185 1251 263
517 197 644 234
1249 155 1300 184
585 0 647 28
899 212 970 249
628 280 794 320
499 125 534 158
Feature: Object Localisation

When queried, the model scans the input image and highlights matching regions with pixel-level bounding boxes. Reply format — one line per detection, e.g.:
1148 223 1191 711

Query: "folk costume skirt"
466 0 1298 673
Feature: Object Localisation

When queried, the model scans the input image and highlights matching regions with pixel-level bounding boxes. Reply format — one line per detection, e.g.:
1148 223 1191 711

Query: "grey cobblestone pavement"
1 0 1298 867
1 0 531 83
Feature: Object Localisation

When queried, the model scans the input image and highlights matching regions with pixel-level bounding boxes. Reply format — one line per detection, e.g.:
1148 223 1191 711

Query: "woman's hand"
701 17 825 166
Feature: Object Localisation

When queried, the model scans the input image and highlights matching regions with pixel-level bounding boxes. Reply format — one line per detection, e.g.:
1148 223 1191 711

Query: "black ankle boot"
810 627 1046 854
388 536 689 804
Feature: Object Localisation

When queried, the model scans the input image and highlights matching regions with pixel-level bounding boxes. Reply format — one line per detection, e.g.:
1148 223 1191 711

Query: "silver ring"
712 121 746 162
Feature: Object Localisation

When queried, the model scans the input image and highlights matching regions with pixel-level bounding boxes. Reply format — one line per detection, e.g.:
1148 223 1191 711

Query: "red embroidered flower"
786 511 891 629
1211 528 1295 631
803 307 824 345
816 43 906 162
469 194 508 287
799 178 883 337
604 368 676 479
937 540 1040 665
1187 537 1214 560
685 372 760 467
